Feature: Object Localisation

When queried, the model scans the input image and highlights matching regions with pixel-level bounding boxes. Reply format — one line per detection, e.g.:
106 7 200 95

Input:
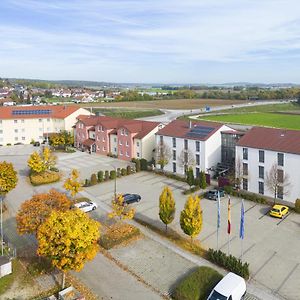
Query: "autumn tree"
37 209 100 289
178 149 195 175
63 169 82 199
180 195 203 242
16 189 71 235
49 131 74 150
108 194 135 220
155 142 171 171
159 186 176 231
266 163 290 204
27 147 56 174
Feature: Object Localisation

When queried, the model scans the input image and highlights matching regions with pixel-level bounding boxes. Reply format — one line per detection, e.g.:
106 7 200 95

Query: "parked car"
207 272 246 300
122 193 141 204
205 189 225 200
269 204 289 219
74 201 97 213
33 141 40 147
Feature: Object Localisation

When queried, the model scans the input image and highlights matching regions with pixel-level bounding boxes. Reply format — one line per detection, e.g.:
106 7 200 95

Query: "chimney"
189 120 192 129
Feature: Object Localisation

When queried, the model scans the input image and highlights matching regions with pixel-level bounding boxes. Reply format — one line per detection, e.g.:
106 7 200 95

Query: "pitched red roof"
156 120 223 141
78 116 160 139
237 127 300 155
0 105 82 119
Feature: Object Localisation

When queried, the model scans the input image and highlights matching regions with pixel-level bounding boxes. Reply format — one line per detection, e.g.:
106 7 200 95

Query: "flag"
227 197 231 234
240 199 245 239
217 191 221 229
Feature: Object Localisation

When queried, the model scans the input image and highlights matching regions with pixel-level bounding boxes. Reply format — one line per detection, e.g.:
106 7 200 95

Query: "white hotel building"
155 120 231 177
0 105 90 145
236 127 300 204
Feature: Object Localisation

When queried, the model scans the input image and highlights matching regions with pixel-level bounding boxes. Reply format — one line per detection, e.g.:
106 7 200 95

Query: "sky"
1 0 300 84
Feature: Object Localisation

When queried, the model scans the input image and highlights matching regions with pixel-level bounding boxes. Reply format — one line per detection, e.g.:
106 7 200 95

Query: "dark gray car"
205 189 225 200
122 193 141 204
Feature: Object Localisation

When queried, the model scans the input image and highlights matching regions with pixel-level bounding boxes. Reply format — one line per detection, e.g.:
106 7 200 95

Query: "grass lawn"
93 108 164 119
199 112 300 130
172 266 223 300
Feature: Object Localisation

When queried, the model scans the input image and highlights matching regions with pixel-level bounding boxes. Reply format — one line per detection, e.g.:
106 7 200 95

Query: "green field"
199 112 300 130
93 108 163 119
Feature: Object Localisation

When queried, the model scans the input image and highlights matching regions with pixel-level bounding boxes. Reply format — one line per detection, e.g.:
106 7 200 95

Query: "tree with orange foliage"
37 209 100 288
16 189 71 236
108 194 135 220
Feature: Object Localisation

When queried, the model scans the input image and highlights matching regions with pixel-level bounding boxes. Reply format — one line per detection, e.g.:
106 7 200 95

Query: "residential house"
155 120 232 177
75 116 161 161
236 127 300 204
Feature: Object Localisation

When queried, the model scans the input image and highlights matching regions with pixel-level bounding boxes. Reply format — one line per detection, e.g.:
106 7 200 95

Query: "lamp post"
0 195 3 256
110 164 117 200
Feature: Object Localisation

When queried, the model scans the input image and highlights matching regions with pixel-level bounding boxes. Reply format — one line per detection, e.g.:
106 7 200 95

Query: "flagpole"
240 199 245 262
227 196 231 255
217 191 220 251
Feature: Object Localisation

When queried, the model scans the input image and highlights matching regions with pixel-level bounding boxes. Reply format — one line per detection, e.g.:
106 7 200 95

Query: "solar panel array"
186 125 215 139
12 109 52 116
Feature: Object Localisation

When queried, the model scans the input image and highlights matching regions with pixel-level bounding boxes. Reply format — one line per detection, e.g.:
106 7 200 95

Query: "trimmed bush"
105 170 109 181
140 158 148 171
99 223 140 250
84 179 90 187
207 248 250 279
154 170 186 182
49 166 59 172
121 168 127 176
98 171 104 182
30 171 60 186
135 159 141 172
172 266 223 300
126 165 131 175
90 173 98 185
110 170 116 180
295 199 300 213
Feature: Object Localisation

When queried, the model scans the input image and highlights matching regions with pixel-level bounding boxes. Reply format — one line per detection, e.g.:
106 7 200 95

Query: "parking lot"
85 171 300 300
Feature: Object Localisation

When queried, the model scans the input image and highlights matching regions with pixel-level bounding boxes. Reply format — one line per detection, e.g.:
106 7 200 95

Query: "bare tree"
178 149 195 175
265 163 290 204
155 142 171 171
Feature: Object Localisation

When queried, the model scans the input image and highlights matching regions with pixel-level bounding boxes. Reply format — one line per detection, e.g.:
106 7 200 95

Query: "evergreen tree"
199 171 207 189
180 195 202 242
186 167 195 188
159 186 176 231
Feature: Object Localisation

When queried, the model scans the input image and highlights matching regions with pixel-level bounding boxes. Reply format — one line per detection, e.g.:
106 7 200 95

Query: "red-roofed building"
75 115 162 161
236 126 300 204
155 120 232 177
0 105 91 145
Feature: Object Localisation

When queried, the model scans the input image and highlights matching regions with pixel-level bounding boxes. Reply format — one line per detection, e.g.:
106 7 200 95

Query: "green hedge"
182 186 200 195
295 199 300 213
224 185 267 204
98 171 104 182
207 249 249 279
172 266 223 300
154 170 186 182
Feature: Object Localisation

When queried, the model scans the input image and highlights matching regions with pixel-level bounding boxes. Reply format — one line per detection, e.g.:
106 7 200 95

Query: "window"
126 151 129 157
125 130 128 136
0 130 3 134
120 150 123 156
103 137 106 142
137 141 140 147
278 153 284 166
173 150 176 161
184 139 188 150
14 137 18 141
259 150 264 163
160 136 163 144
114 147 117 152
21 119 25 123
259 166 264 179
121 129 124 135
98 126 101 132
259 182 264 194
97 145 100 150
196 167 200 178
114 137 117 142
126 141 129 147
103 147 106 151
196 141 200 152
172 138 176 148
243 163 248 176
22 137 25 141
184 151 188 163
39 119 42 122
14 120 17 123
243 148 248 160
97 136 99 141
172 162 176 173
0 120 2 124
196 154 200 165
243 178 248 191
137 152 140 158
14 129 18 133
39 128 43 131
101 126 104 132
47 118 50 122
119 140 122 145
277 169 284 183
277 186 283 199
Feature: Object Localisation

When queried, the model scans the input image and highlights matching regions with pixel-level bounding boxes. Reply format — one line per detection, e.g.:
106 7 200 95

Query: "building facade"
0 105 90 145
155 120 232 177
75 115 161 161
236 127 300 204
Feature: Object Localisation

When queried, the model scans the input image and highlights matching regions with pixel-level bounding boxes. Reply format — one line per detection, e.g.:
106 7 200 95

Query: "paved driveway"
86 171 300 300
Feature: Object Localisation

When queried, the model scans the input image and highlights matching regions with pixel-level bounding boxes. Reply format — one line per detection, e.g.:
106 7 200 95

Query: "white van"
207 272 246 300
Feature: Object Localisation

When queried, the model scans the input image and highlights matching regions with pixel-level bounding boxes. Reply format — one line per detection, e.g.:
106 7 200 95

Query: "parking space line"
251 251 277 279
239 243 256 259
276 212 291 225
200 229 217 243
220 236 236 251
275 263 299 294
245 204 257 213
258 209 270 220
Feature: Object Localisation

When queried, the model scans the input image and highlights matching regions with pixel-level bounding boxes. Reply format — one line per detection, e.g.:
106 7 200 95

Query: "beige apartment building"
0 105 91 145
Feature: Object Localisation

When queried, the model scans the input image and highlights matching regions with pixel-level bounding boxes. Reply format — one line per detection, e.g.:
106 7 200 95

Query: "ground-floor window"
258 181 264 194
243 178 248 191
277 186 283 199
196 167 200 178
173 162 176 173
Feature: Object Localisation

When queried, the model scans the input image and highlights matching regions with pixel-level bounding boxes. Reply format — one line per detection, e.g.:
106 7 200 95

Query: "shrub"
84 179 90 187
117 168 121 177
135 159 141 172
6 143 11 146
172 266 223 300
110 170 116 180
126 165 131 175
121 168 127 176
224 185 233 194
30 171 60 186
154 170 186 182
90 173 98 185
105 170 109 181
207 248 250 279
199 171 207 189
226 187 267 204
99 223 140 250
295 199 300 213
49 166 59 172
182 186 200 195
98 171 104 182
140 158 148 171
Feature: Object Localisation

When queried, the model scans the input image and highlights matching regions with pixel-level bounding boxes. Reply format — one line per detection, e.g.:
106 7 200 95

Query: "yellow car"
269 205 289 218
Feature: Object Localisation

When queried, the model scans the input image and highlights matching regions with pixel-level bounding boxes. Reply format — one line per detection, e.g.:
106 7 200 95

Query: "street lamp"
110 164 117 200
